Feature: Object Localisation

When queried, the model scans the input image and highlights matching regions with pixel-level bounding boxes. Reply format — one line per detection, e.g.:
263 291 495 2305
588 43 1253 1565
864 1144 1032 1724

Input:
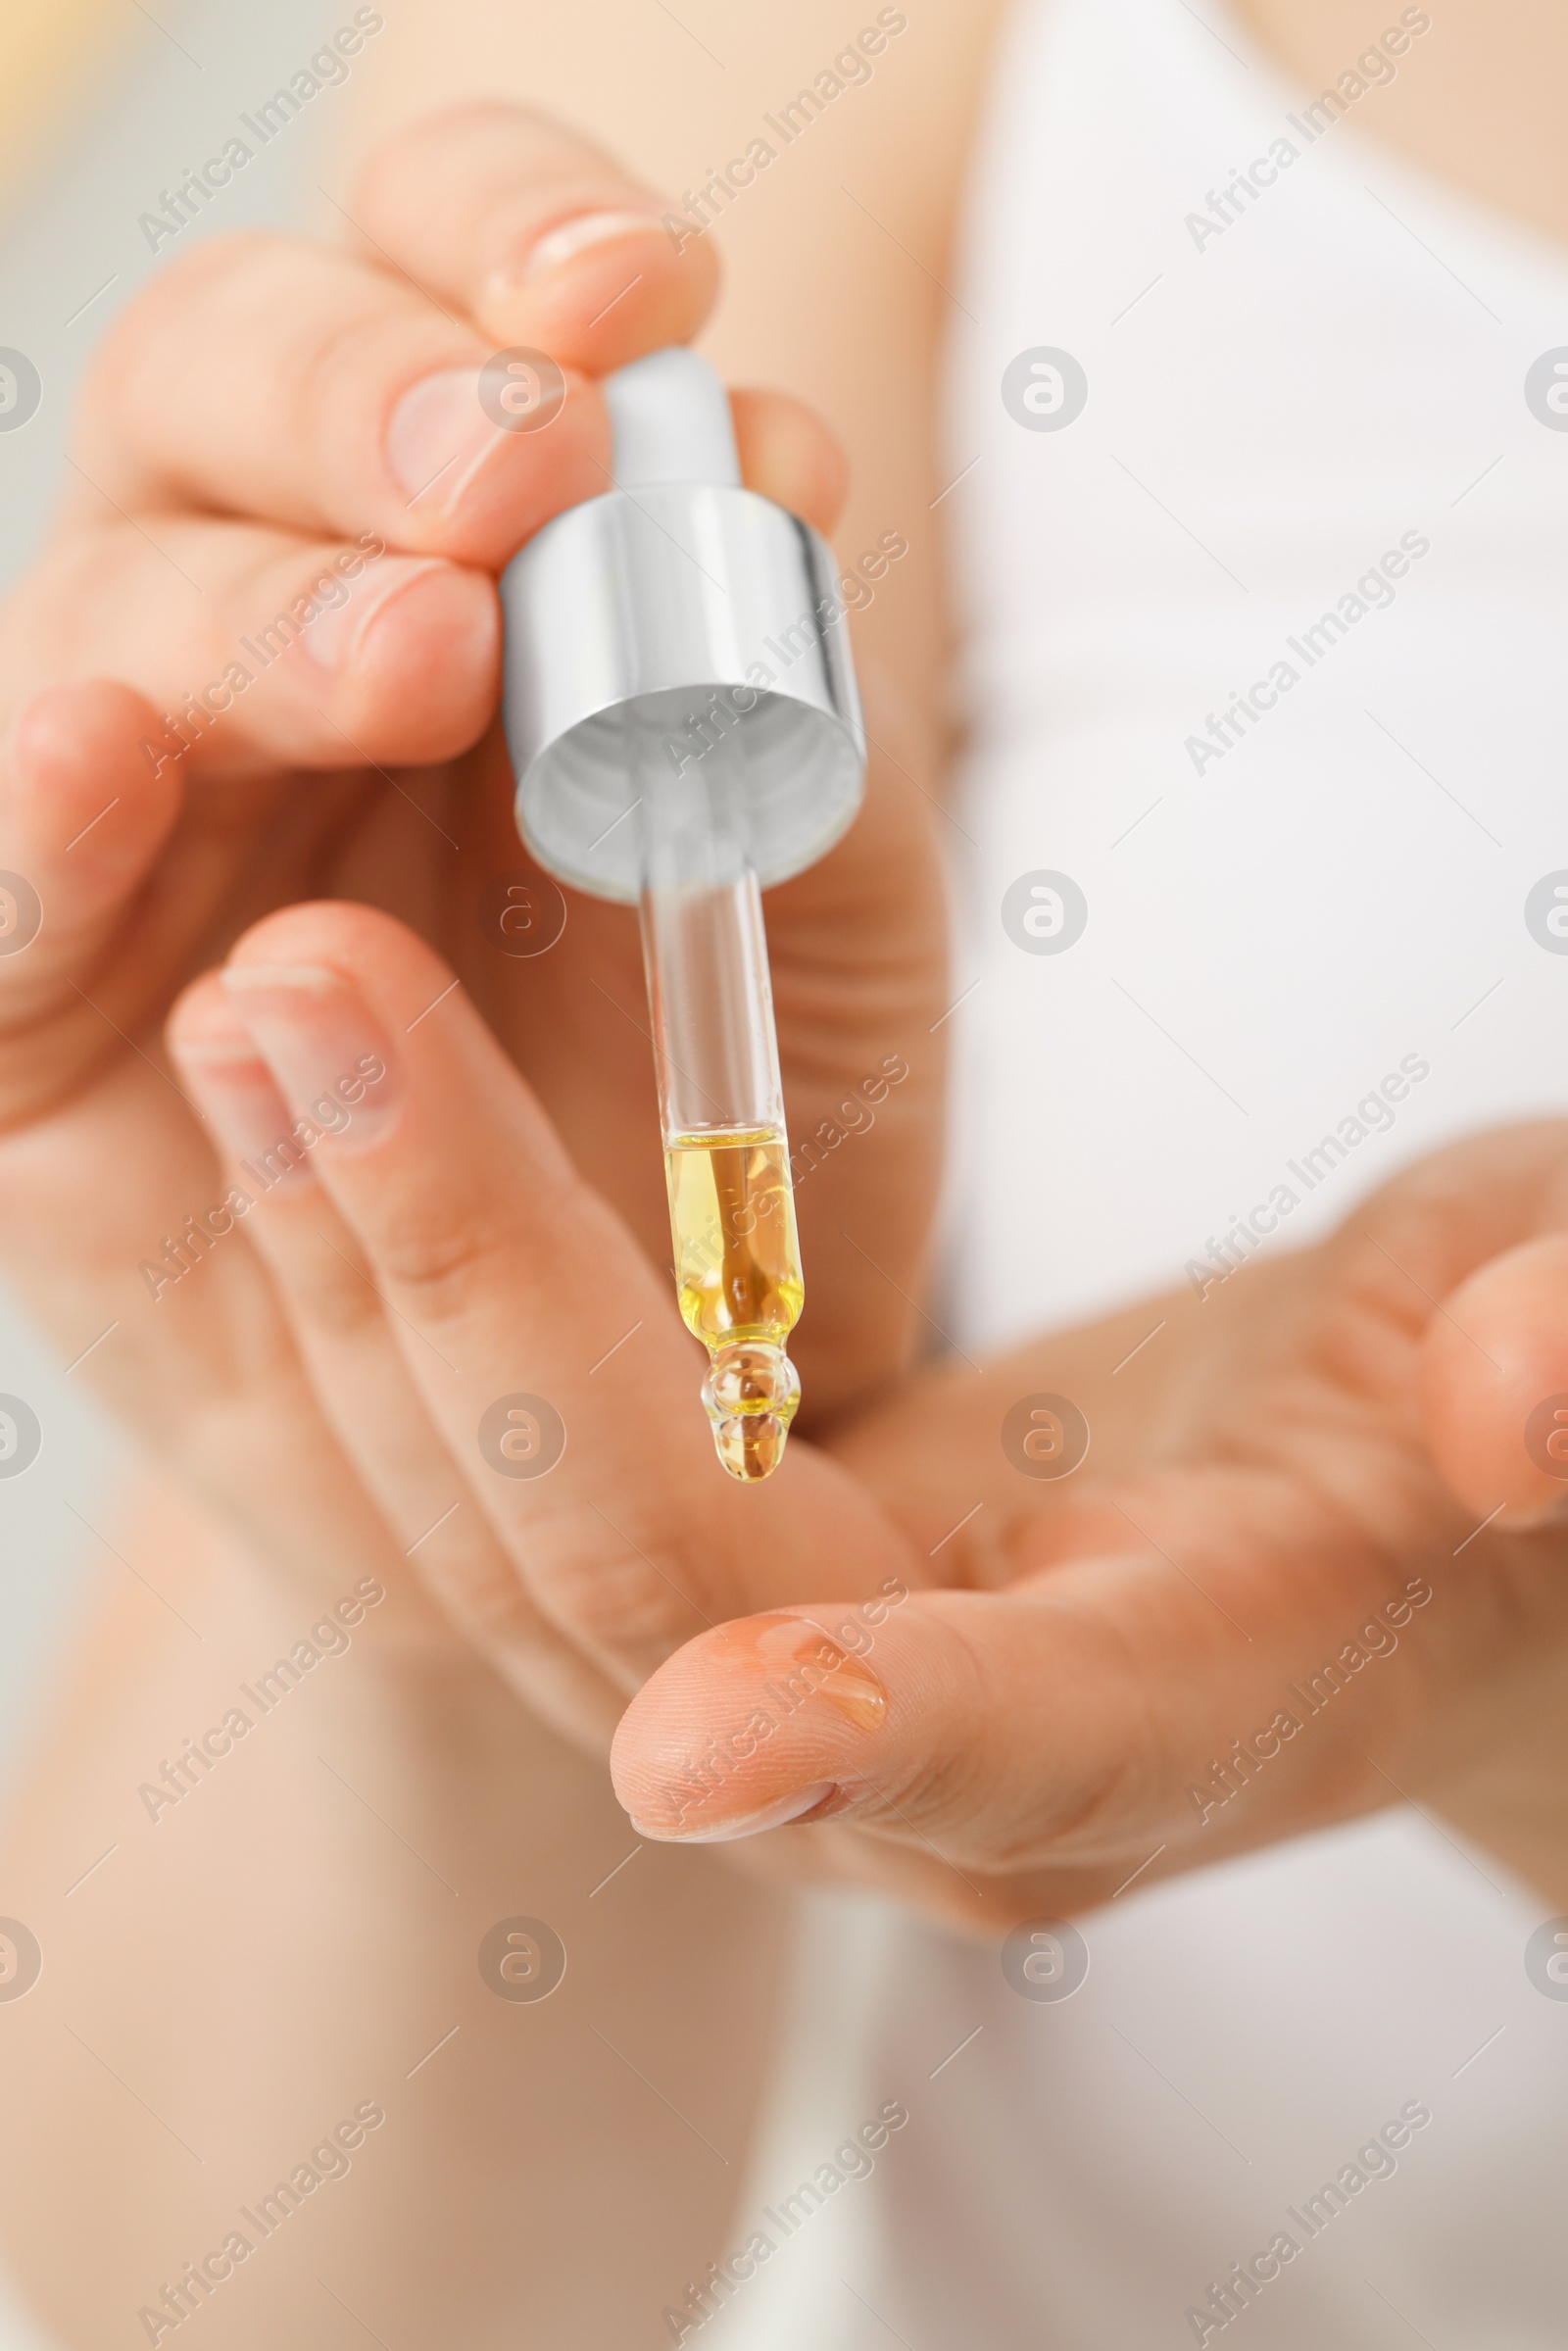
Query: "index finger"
217 899 915 1689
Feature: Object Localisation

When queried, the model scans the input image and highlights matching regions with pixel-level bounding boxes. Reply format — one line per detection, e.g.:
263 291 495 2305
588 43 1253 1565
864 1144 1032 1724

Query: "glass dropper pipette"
639 726 803 1479
499 346 865 1482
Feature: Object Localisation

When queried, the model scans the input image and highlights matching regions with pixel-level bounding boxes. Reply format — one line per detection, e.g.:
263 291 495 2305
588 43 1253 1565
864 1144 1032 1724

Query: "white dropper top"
603 347 743 490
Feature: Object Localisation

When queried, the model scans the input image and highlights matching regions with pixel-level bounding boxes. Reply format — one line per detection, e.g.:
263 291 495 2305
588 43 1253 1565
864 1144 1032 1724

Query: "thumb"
610 1567 1190 1869
1421 1232 1568 1527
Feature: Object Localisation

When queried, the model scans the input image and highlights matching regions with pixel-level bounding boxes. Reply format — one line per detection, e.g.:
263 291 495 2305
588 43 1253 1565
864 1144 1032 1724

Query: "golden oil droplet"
703 1344 801 1482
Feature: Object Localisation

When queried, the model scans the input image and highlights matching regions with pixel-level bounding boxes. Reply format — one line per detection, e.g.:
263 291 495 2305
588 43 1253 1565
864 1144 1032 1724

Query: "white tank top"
715 0 1568 2340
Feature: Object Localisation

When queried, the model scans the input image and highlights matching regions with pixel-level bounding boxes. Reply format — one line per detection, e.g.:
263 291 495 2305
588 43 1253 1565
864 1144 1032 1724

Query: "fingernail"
299 557 450 671
514 209 669 284
386 367 501 511
173 1041 318 1197
631 1784 838 1845
221 964 403 1155
223 964 340 995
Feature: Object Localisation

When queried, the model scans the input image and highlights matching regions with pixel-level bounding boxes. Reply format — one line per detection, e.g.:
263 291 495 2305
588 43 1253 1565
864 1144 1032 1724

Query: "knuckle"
881 1603 1161 1875
78 230 442 501
290 303 482 505
0 532 141 667
402 96 563 145
358 98 602 197
415 1531 541 1648
152 227 299 305
294 301 431 439
86 233 291 404
531 1517 700 1662
288 1242 386 1343
370 1199 514 1325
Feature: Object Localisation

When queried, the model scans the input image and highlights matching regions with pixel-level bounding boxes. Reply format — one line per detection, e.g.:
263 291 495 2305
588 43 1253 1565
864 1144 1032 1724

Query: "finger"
0 1033 429 1623
216 899 916 1687
39 428 845 787
0 683 180 1031
16 517 496 776
78 233 610 571
1422 1230 1568 1527
729 389 849 537
610 1584 1169 1867
611 1476 1434 1885
349 100 719 374
0 683 199 1128
167 971 625 1742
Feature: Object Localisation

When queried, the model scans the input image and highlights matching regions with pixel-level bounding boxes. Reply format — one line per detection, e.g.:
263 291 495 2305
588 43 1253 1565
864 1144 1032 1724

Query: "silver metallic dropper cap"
499 348 866 904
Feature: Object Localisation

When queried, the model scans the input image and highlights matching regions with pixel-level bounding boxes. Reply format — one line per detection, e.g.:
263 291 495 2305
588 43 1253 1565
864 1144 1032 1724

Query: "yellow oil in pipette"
664 1125 803 1481
666 1127 804 1344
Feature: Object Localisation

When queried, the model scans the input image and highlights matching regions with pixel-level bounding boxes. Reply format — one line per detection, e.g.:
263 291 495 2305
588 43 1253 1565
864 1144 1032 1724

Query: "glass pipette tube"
639 748 804 1481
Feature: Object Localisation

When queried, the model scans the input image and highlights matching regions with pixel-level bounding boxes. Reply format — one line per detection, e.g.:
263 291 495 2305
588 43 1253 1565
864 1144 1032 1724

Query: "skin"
1232 0 1568 245
0 1 1565 2340
0 94 956 2351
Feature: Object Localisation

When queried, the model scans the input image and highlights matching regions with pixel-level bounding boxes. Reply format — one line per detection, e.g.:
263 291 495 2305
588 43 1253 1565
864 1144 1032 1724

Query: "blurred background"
0 0 344 1827
0 25 359 2343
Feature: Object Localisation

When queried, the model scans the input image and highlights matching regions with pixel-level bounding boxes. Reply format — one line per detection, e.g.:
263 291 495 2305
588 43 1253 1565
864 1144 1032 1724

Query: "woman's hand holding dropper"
172 893 1568 1924
0 103 947 1660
